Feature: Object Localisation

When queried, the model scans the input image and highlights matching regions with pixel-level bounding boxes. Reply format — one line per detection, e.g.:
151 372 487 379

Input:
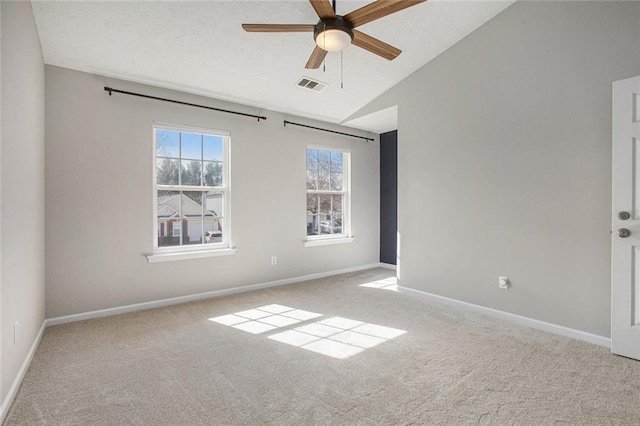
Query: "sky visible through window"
157 130 223 161
156 129 222 161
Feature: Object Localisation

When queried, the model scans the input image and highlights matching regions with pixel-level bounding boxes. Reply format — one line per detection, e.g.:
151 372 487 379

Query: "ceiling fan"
242 0 426 69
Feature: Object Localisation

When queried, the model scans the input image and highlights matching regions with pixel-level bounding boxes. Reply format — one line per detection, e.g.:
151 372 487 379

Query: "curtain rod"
104 87 267 121
283 120 373 142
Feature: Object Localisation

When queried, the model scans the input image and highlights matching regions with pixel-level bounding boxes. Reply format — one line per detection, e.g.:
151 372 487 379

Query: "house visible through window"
154 124 230 252
306 148 349 238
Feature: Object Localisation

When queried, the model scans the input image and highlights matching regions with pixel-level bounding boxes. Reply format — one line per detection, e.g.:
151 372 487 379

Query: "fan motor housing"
313 16 354 43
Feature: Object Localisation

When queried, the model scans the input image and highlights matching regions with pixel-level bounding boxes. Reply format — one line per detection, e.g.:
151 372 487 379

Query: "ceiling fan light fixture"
314 17 354 52
316 29 351 51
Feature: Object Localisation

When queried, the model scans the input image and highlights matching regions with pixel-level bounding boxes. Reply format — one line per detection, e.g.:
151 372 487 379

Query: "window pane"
181 132 202 160
204 192 223 244
204 192 223 217
331 151 343 172
182 191 203 210
332 194 343 214
181 160 202 186
319 216 332 234
330 171 342 191
318 170 330 190
306 194 318 214
319 194 331 214
205 217 224 243
318 150 330 173
316 150 330 190
332 215 343 234
203 135 223 161
307 215 318 236
307 150 318 170
204 161 223 186
182 191 204 245
306 170 318 190
157 190 181 247
156 158 179 185
156 130 179 158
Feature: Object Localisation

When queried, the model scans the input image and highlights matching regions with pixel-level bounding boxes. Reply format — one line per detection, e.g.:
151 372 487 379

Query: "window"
306 148 350 240
172 221 182 238
153 124 230 254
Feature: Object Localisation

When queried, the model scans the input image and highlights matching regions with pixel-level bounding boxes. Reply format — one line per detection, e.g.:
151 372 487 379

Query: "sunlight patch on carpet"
210 306 406 359
269 316 406 359
209 305 322 334
359 277 398 292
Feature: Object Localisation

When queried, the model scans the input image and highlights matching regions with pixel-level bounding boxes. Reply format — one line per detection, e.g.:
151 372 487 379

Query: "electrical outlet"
498 276 509 289
14 321 18 345
271 256 277 265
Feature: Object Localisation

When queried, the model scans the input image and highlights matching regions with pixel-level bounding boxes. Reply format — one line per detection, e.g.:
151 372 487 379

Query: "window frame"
305 146 351 242
151 122 232 256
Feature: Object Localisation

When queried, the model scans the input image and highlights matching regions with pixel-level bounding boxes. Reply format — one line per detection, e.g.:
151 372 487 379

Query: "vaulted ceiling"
31 0 514 132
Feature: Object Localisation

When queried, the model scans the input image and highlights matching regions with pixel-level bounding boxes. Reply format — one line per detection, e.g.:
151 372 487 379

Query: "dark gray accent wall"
380 130 397 265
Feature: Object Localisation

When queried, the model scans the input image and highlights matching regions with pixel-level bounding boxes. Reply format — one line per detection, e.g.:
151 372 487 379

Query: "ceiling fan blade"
305 46 328 69
352 30 401 60
309 0 336 19
242 24 315 33
344 0 426 28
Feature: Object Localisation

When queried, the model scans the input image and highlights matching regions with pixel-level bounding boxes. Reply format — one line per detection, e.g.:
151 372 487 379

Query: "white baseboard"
0 321 47 422
47 263 384 327
398 285 611 348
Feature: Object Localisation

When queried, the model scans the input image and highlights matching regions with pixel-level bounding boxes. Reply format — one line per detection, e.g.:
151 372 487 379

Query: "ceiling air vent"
296 77 328 93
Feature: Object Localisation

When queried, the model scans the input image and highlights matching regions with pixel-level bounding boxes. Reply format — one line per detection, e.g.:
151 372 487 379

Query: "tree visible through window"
154 125 230 251
306 149 349 237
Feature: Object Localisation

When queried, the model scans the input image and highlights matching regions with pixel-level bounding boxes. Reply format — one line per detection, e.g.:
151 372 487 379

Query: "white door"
612 75 640 360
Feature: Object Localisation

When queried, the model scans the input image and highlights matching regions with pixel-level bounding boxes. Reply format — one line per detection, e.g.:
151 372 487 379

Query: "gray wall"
352 1 640 337
1 1 46 403
45 66 379 318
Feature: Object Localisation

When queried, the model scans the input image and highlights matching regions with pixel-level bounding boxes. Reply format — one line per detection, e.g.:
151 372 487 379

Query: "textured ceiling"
31 0 514 131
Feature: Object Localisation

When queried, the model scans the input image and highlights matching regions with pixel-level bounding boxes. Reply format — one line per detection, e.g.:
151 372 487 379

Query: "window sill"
146 248 237 263
303 237 355 248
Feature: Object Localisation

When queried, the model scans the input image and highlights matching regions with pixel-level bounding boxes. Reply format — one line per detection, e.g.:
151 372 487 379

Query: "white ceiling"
31 0 514 132
343 105 398 134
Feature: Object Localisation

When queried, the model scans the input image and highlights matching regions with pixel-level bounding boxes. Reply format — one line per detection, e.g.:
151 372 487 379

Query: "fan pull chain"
340 50 344 89
323 23 327 72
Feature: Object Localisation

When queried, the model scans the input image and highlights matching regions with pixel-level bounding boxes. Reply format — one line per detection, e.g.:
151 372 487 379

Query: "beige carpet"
4 268 640 425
